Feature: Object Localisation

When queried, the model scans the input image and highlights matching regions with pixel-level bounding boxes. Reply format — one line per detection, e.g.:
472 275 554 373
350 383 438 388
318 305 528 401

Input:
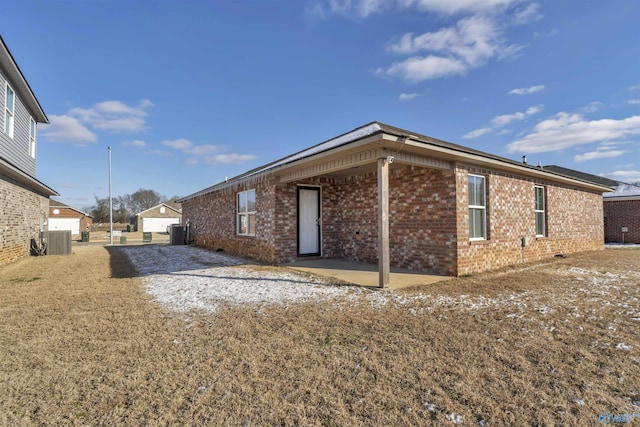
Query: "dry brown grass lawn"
1 246 639 426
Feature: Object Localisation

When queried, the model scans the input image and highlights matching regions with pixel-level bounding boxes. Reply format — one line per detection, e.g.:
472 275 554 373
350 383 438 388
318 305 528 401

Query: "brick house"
604 185 640 244
544 165 640 244
131 201 182 232
179 122 610 287
49 199 93 235
0 36 57 266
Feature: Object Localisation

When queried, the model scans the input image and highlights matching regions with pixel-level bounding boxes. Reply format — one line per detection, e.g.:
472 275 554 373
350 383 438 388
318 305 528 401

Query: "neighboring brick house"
179 122 610 287
131 201 182 232
545 165 640 244
49 199 93 235
0 36 57 266
604 185 640 244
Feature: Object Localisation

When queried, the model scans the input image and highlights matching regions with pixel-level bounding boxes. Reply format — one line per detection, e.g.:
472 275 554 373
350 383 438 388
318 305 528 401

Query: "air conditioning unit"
45 230 72 255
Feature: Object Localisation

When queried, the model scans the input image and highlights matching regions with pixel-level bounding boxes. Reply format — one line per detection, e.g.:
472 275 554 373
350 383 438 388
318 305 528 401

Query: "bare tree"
88 195 111 223
118 189 164 217
87 189 165 223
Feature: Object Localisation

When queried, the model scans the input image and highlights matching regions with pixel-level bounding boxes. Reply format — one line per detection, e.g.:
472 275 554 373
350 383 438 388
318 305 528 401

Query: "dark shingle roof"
543 165 619 188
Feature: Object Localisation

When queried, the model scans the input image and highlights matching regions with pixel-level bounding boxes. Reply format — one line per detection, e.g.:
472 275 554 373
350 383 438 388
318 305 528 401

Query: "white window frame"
468 174 487 241
29 117 36 158
237 189 256 236
535 185 546 237
5 83 15 138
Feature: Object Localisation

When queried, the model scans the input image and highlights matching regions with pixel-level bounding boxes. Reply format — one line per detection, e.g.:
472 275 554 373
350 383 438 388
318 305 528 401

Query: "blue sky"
4 0 640 209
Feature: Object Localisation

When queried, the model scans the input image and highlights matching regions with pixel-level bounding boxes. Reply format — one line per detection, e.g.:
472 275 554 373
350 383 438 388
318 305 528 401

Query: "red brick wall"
604 199 640 243
183 163 604 277
455 164 604 276
1 175 49 266
181 180 277 263
271 168 458 275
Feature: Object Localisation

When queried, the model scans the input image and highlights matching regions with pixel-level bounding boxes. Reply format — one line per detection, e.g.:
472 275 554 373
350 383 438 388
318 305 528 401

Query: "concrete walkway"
286 258 450 289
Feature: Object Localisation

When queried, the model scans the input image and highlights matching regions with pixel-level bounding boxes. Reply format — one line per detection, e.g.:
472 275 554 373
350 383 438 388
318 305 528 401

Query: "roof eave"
1 157 58 196
0 36 48 123
378 131 613 194
134 202 182 216
179 122 613 201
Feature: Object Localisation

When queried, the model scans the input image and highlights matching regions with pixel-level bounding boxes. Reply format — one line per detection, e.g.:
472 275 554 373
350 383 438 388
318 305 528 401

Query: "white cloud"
306 0 390 18
507 113 640 153
67 99 153 133
628 99 640 105
491 105 542 127
383 55 467 82
581 101 603 113
312 0 536 84
129 140 147 147
161 138 194 150
509 84 545 95
382 13 524 83
462 127 492 139
628 84 640 91
399 92 421 101
462 105 541 139
40 115 97 144
574 150 625 162
308 0 520 18
512 2 543 25
203 154 258 165
605 170 640 183
161 138 221 156
161 138 255 164
397 0 518 15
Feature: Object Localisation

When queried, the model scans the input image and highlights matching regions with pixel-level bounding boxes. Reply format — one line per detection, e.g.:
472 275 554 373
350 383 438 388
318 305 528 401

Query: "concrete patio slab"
285 258 450 289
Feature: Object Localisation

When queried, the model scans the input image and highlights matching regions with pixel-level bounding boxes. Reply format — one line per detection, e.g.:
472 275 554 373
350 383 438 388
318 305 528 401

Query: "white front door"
298 187 321 256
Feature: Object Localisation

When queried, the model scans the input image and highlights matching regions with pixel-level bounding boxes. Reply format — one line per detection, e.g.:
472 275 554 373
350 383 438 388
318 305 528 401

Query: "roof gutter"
379 130 613 194
0 156 58 196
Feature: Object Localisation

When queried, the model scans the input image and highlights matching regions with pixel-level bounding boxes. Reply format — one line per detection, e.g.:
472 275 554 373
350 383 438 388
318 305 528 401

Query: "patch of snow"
606 243 640 249
121 245 359 314
118 245 638 321
616 343 633 351
573 398 585 406
425 403 437 412
538 306 553 315
446 413 463 424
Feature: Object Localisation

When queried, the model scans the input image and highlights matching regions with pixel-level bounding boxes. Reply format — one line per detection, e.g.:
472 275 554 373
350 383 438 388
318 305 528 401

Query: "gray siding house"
0 35 57 265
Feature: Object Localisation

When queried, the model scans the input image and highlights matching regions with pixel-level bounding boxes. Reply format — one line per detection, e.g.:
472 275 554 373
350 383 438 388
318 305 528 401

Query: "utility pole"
108 146 113 246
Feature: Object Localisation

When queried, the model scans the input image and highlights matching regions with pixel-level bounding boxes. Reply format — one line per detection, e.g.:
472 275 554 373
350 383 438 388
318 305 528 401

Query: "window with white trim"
5 84 15 138
535 185 546 237
237 189 256 236
29 117 36 158
468 174 487 240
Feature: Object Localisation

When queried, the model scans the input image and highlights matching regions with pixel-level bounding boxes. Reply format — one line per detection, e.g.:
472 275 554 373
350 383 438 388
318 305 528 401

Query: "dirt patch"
1 246 639 425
